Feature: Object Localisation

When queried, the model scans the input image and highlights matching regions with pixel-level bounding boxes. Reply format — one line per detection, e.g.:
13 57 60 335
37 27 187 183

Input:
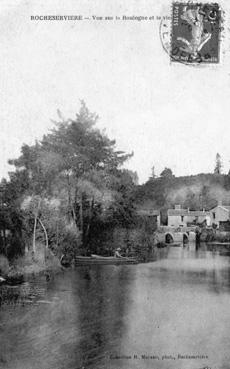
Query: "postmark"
171 2 221 64
159 18 172 57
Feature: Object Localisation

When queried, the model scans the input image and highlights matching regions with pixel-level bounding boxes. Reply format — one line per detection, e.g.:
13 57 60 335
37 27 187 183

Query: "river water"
1 243 230 369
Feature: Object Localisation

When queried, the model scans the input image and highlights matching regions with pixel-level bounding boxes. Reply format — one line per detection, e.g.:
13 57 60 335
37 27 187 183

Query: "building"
167 205 211 227
210 203 230 228
136 209 160 228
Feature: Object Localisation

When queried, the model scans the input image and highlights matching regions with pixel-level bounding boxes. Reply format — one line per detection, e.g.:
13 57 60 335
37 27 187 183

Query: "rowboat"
0 276 6 284
75 255 138 265
5 273 24 285
0 274 24 285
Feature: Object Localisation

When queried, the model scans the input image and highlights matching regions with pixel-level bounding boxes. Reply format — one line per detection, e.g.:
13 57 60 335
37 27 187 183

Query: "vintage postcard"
1 0 230 369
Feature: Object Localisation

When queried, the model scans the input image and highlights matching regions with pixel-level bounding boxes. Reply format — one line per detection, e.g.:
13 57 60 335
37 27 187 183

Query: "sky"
1 0 230 184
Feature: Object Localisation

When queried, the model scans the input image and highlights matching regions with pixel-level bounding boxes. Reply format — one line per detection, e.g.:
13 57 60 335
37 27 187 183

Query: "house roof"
189 211 210 216
168 209 188 216
168 209 209 216
137 209 160 216
211 205 230 212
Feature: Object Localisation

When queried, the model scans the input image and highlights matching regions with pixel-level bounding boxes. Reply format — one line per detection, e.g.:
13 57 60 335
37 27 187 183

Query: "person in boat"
114 247 123 258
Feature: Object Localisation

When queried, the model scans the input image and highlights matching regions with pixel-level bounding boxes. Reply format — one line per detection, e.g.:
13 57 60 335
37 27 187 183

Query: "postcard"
1 1 230 369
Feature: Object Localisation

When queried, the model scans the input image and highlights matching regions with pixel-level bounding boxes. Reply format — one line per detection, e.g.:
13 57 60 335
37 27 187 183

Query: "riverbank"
200 228 230 243
0 243 62 283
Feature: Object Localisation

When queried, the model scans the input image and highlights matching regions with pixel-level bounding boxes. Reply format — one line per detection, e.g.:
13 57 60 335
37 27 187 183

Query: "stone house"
167 205 211 227
210 204 230 228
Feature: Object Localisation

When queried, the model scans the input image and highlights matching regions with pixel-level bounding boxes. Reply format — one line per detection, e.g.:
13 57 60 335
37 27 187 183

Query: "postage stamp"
171 3 221 64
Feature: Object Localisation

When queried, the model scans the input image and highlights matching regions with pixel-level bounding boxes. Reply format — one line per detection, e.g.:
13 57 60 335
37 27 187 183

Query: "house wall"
186 214 211 225
168 214 211 227
210 206 229 227
205 215 211 226
168 215 186 227
156 215 160 228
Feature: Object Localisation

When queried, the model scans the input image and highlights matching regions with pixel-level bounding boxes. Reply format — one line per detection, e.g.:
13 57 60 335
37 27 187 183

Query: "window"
213 212 216 219
181 216 184 221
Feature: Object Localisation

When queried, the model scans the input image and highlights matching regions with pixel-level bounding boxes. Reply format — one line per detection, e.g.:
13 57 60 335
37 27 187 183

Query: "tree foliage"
135 172 230 211
2 102 136 258
214 153 222 175
160 167 174 178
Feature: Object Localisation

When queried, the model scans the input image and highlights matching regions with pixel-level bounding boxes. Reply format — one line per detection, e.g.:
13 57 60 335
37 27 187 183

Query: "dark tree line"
0 102 137 259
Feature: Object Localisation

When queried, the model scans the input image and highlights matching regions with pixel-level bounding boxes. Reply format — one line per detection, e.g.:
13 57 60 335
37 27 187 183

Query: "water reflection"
0 243 230 369
72 266 134 368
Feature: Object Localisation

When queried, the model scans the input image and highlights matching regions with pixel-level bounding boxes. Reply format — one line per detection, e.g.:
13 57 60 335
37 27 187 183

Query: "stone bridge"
155 226 196 244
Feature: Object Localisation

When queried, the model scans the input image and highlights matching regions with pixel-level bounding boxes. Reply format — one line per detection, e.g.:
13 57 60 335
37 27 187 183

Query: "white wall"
210 206 229 227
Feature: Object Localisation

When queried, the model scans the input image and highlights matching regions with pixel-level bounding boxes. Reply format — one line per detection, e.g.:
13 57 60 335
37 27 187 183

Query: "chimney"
218 200 222 206
187 208 190 213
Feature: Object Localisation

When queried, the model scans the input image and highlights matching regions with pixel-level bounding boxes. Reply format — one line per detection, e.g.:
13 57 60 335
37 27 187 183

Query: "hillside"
134 173 230 211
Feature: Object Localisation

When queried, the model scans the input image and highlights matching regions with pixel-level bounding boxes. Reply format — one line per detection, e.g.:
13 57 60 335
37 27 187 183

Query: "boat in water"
0 276 6 284
75 254 138 265
5 272 24 285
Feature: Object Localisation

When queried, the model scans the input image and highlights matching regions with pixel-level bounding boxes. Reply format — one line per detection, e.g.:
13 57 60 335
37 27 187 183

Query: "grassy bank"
200 228 230 243
0 242 62 279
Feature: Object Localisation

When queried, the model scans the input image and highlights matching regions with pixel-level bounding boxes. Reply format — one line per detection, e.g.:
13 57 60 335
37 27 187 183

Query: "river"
0 243 230 369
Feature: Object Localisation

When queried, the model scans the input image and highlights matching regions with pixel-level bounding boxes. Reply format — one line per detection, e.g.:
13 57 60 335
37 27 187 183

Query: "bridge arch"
165 232 174 244
183 232 189 243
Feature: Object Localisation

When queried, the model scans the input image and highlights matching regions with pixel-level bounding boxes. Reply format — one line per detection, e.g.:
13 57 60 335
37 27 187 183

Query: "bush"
0 255 9 275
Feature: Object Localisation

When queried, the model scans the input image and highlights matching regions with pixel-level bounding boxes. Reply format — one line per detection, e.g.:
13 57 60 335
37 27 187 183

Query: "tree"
7 101 134 254
160 167 174 178
214 153 222 174
21 196 51 258
38 102 133 244
0 181 24 258
122 170 139 185
150 166 157 180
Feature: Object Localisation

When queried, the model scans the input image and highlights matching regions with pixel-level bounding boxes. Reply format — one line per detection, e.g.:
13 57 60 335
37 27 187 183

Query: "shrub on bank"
215 231 230 242
0 255 9 275
12 242 62 275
